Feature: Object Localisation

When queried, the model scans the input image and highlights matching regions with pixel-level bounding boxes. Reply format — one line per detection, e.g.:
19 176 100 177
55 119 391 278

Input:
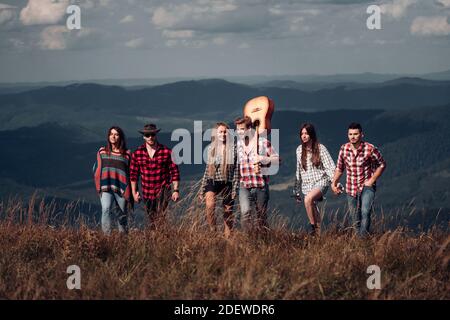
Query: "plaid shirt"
237 136 278 189
336 141 386 198
296 144 336 195
199 144 239 199
129 143 180 200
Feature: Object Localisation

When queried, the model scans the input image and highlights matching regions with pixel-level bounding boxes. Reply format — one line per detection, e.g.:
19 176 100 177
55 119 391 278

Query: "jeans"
100 191 128 235
238 184 270 231
347 185 376 236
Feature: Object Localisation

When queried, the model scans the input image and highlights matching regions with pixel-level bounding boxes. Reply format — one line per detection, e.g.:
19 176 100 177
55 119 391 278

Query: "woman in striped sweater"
93 126 132 234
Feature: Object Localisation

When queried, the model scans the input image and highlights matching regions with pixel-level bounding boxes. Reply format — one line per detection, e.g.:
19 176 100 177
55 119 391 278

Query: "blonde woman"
199 122 239 238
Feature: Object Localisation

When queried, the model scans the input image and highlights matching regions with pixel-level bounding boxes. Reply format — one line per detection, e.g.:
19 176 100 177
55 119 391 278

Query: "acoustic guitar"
243 96 275 174
243 96 274 134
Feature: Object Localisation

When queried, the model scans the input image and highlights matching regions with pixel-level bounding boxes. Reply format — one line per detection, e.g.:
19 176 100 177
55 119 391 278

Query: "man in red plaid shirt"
332 122 386 236
130 124 180 228
235 116 280 232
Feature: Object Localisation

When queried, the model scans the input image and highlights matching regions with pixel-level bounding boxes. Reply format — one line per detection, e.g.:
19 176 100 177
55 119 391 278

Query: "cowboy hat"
138 123 161 135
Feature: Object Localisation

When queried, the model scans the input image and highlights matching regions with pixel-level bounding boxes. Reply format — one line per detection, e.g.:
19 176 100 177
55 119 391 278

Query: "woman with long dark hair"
295 123 335 235
198 122 239 238
93 126 132 234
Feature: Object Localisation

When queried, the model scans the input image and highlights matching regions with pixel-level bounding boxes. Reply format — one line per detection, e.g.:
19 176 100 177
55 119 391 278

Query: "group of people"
93 118 386 238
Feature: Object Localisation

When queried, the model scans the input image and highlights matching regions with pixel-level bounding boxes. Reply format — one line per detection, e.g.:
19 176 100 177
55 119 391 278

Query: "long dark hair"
300 123 322 171
106 126 127 155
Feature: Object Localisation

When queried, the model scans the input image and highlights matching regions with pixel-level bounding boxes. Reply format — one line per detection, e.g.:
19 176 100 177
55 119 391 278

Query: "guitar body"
243 96 275 134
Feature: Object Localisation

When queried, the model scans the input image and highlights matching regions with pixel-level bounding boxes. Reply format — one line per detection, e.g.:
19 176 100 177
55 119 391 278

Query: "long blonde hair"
207 122 234 178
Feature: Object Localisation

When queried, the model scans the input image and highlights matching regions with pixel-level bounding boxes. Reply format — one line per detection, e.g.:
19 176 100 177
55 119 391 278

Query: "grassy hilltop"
0 195 448 300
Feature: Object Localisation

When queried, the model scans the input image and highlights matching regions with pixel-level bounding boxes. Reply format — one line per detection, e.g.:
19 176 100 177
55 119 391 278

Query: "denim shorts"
303 185 329 198
204 179 234 206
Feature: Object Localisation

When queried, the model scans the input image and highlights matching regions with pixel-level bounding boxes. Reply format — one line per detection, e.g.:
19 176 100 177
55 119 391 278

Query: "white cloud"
39 25 69 50
120 15 134 24
437 0 450 7
380 0 416 19
0 3 16 25
238 42 250 49
411 16 450 36
151 1 240 30
39 25 102 50
162 29 194 39
212 36 227 45
9 38 27 50
151 6 184 29
330 37 356 46
78 0 114 9
150 0 286 47
165 38 207 48
99 0 111 6
125 37 144 48
20 0 69 26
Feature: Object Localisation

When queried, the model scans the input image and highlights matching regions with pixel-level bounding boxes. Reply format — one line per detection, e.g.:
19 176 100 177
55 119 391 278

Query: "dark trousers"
144 187 170 229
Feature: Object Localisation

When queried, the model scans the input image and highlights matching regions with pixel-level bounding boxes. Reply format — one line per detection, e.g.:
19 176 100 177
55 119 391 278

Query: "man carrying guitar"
234 116 280 232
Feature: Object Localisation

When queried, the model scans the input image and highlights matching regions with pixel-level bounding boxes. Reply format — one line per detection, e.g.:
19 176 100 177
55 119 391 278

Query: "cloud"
0 3 16 25
150 0 313 47
212 36 227 45
437 0 450 8
124 37 144 48
120 15 134 24
238 42 250 49
39 25 103 50
39 25 69 49
80 0 113 8
151 1 268 33
20 0 69 26
162 29 194 39
411 16 450 36
380 0 416 19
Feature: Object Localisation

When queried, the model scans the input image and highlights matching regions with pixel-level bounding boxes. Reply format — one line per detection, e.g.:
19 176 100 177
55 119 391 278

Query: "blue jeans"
347 186 376 236
238 184 270 231
100 191 128 234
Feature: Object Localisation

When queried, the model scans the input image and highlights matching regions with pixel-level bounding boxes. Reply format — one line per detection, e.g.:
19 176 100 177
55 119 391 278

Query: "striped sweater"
93 147 132 201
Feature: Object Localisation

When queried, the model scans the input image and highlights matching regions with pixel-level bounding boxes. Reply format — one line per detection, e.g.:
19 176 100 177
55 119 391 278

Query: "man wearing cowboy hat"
130 124 180 228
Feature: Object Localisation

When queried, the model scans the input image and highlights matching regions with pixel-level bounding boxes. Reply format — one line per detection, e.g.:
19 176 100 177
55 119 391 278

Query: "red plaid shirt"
130 143 180 200
237 137 278 189
336 141 386 198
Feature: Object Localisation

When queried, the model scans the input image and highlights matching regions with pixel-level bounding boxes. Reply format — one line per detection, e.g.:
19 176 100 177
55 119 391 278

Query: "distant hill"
1 78 450 134
255 77 450 91
2 69 450 88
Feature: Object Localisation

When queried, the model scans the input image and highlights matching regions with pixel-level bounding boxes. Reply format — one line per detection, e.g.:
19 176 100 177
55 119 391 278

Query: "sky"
0 0 449 83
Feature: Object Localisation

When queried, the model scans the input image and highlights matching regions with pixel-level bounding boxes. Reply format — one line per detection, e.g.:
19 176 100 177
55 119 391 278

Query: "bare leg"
304 188 324 234
223 204 234 238
205 191 217 231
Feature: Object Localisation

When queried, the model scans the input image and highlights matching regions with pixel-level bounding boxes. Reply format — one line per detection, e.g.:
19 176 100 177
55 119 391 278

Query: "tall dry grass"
0 191 448 300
